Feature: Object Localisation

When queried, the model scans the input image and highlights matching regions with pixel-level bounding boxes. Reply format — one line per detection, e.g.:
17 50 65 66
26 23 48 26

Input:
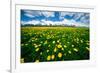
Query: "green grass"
21 27 90 63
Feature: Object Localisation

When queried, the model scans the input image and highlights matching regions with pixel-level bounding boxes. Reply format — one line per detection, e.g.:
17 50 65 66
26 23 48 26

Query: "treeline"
21 24 76 27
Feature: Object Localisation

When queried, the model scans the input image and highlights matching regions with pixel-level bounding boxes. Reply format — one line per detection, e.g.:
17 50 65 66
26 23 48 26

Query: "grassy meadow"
21 27 90 63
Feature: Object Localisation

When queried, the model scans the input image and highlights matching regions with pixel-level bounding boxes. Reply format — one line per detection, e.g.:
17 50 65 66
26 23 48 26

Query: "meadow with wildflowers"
21 27 89 63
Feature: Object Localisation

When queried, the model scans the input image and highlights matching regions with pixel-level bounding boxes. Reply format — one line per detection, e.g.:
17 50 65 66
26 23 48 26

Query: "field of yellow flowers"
21 27 90 63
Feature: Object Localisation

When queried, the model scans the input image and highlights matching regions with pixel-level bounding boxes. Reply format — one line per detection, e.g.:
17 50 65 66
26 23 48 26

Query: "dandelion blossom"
52 41 55 44
34 43 36 46
80 40 83 43
35 48 39 52
47 55 51 61
73 48 78 52
35 45 38 48
47 50 49 53
57 44 62 48
25 43 28 46
68 50 71 54
58 52 62 58
86 43 89 45
40 41 43 44
61 48 64 51
40 52 42 55
72 45 74 47
44 40 47 44
54 47 57 52
48 45 50 47
51 55 55 60
67 42 69 44
57 40 60 43
38 44 41 46
64 45 67 48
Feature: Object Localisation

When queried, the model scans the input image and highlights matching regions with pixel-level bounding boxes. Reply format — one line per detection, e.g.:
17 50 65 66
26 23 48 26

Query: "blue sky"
21 9 90 27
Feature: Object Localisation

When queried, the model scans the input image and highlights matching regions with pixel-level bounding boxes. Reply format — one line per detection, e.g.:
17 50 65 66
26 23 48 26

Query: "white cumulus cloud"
41 11 55 18
23 10 43 18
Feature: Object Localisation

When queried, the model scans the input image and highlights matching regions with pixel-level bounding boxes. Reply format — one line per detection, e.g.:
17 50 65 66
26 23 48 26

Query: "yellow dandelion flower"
25 43 28 46
40 52 42 55
48 45 50 47
76 38 79 42
64 45 67 48
51 55 55 60
52 41 55 44
57 44 62 48
44 40 47 44
35 38 38 40
34 43 36 46
58 52 62 58
61 48 64 51
73 48 78 52
38 44 41 46
54 47 57 52
35 60 39 62
68 50 71 54
47 50 49 53
32 39 34 42
67 42 69 44
47 55 51 61
21 58 24 63
57 40 60 43
35 45 38 48
80 40 83 43
40 41 43 44
35 48 39 52
72 45 74 47
86 43 89 45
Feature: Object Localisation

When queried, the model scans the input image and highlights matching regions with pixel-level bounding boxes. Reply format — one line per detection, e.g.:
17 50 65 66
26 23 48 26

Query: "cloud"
24 13 35 18
41 11 55 18
23 10 43 18
59 12 90 24
73 13 84 20
79 13 90 24
70 12 90 24
60 12 74 17
21 20 41 25
21 10 90 26
59 12 75 20
22 10 55 20
21 17 89 27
